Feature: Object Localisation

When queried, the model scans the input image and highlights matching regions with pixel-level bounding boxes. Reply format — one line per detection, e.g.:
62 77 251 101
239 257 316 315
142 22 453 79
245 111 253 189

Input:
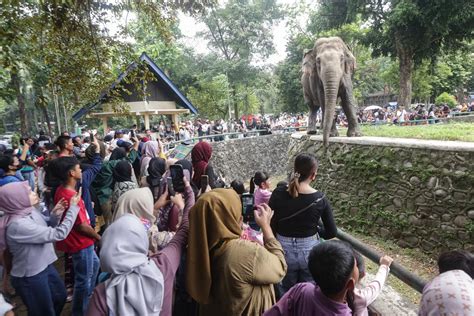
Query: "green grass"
340 122 474 142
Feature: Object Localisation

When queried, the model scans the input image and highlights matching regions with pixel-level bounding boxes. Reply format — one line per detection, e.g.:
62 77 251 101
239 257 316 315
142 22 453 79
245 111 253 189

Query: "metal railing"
337 229 428 293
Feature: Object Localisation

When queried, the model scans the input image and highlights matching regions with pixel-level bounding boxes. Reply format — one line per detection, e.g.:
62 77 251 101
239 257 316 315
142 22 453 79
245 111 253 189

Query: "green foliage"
435 92 457 108
187 74 231 119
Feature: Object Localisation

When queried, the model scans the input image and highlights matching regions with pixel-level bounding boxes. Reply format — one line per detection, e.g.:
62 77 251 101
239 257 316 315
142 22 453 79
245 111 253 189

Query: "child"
264 240 358 316
250 171 272 206
352 252 393 316
54 156 101 316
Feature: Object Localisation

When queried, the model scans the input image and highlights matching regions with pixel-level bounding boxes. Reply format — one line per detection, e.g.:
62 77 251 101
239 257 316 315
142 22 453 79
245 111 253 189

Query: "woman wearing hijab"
145 157 167 201
140 140 164 181
87 179 195 316
111 161 138 212
186 189 287 315
175 159 199 197
109 147 127 161
0 182 82 316
191 141 222 191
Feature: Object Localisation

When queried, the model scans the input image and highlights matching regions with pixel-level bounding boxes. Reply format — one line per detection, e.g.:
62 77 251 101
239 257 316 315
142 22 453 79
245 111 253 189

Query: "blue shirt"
0 175 22 187
80 153 103 227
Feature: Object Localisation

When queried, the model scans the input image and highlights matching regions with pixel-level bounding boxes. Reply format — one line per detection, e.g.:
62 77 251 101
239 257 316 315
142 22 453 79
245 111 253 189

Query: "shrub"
435 92 457 108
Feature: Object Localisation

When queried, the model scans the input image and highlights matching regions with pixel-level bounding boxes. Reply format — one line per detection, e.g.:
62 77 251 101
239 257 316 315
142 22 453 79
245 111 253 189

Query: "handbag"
278 194 325 223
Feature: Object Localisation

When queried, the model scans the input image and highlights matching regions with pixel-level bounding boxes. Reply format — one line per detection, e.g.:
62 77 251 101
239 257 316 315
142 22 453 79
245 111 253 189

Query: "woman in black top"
269 153 337 296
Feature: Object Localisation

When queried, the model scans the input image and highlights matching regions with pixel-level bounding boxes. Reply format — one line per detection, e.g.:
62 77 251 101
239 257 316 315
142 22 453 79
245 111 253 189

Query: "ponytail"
288 173 300 198
287 153 318 199
249 177 255 194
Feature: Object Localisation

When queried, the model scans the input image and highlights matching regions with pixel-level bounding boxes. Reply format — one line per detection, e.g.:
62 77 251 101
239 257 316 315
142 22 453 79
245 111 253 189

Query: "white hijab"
100 214 164 316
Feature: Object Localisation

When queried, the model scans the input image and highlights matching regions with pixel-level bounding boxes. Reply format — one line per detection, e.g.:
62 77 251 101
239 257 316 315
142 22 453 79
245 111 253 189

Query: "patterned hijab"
419 270 474 316
101 214 164 316
186 188 242 304
0 182 34 251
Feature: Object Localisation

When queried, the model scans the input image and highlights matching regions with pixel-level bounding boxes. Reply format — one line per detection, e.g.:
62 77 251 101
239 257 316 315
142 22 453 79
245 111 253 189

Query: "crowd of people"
0 128 472 316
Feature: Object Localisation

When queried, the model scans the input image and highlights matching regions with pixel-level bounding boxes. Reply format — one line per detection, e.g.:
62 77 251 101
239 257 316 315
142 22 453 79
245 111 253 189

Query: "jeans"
276 234 320 297
22 171 35 192
11 264 67 316
71 245 99 316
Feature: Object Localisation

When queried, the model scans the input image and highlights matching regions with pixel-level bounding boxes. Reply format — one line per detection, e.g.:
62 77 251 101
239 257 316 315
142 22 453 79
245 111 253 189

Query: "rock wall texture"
287 134 474 255
209 134 291 183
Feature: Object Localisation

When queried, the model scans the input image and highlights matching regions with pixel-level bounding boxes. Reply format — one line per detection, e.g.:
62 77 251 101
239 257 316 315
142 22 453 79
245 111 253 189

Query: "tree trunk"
397 40 414 108
11 71 27 135
232 88 239 119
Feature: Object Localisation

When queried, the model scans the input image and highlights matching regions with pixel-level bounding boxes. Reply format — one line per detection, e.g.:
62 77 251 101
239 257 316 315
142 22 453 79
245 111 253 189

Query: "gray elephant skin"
302 36 361 146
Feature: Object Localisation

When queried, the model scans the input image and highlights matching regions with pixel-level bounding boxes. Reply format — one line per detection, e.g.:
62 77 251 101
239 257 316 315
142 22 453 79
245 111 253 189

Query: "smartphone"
130 129 135 138
201 175 209 190
170 164 185 193
241 193 255 224
167 177 175 196
90 131 94 142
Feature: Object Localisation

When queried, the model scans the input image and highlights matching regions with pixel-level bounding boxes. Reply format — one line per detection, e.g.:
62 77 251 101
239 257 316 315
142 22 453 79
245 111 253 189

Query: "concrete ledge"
291 133 474 152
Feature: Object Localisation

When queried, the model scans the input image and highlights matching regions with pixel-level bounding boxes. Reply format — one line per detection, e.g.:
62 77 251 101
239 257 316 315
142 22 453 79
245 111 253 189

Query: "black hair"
288 153 318 198
438 250 474 278
276 181 288 188
55 135 71 150
249 171 269 194
44 143 58 151
72 136 81 145
0 154 16 172
51 156 80 183
308 240 355 297
230 179 246 195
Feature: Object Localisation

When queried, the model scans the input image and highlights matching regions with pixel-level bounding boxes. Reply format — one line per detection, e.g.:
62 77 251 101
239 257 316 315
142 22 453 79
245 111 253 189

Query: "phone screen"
241 193 255 226
167 177 175 196
201 175 209 190
170 165 185 193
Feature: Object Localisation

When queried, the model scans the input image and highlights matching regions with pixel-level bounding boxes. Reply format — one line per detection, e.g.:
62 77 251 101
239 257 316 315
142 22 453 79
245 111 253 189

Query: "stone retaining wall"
209 133 291 183
287 134 474 255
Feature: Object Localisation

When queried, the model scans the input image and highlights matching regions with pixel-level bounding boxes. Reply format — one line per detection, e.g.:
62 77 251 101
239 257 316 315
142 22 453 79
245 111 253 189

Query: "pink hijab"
0 182 34 251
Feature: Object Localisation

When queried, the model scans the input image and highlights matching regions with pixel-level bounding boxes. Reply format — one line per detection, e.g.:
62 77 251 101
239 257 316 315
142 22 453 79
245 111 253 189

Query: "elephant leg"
340 76 361 137
307 105 320 135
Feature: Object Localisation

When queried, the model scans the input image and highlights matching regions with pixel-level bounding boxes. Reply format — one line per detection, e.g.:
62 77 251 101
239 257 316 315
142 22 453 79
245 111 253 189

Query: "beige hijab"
113 188 155 223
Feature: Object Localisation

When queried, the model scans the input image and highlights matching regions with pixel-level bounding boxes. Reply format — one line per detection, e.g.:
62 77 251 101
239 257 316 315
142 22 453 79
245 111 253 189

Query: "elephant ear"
342 43 356 75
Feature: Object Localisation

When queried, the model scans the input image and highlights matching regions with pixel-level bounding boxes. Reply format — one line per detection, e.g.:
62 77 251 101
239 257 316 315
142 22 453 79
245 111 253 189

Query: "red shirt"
54 186 95 253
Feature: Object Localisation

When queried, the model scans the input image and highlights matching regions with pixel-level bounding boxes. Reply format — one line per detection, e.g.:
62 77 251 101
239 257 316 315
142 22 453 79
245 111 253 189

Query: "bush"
435 92 457 108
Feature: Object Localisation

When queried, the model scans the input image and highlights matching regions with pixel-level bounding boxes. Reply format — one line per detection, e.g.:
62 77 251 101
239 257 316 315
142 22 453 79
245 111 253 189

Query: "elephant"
301 36 361 147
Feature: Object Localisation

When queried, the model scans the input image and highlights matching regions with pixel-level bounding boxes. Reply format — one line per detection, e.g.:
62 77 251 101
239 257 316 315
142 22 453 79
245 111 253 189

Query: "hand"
92 136 100 153
183 176 190 188
170 193 185 211
254 203 273 230
380 255 393 267
70 188 82 207
131 136 139 143
51 198 67 217
154 186 169 210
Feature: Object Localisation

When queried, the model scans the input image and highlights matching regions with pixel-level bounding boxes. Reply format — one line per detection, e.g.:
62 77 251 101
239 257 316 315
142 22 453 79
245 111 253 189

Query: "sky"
177 0 316 66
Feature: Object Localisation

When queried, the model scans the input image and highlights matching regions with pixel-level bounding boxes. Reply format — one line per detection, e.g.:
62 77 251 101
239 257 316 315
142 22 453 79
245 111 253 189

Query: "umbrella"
363 105 382 111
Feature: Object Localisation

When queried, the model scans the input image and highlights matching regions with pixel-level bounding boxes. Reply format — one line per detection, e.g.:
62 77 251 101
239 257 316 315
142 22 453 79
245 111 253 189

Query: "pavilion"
72 52 198 131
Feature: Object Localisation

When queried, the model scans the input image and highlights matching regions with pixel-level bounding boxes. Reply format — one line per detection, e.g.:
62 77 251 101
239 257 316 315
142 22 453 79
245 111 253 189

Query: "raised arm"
153 182 195 273
251 204 287 285
8 192 82 244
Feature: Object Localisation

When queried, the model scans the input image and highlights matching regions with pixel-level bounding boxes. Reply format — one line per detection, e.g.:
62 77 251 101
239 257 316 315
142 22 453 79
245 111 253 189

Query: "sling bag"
278 194 325 223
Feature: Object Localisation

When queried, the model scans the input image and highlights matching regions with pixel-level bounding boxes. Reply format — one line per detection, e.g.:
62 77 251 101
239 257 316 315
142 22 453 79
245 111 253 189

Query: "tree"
355 0 474 107
198 0 282 118
187 74 231 119
0 0 214 135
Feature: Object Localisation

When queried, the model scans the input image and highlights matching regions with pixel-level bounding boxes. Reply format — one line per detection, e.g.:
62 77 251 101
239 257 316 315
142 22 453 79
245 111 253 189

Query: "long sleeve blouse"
86 185 195 316
6 205 80 277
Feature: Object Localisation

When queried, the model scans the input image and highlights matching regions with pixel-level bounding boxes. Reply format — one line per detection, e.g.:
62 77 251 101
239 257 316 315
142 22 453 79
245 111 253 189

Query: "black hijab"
146 157 166 188
110 147 126 161
112 161 132 183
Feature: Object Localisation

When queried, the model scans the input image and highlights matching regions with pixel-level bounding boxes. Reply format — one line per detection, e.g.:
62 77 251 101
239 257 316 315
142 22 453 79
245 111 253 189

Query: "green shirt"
92 149 138 205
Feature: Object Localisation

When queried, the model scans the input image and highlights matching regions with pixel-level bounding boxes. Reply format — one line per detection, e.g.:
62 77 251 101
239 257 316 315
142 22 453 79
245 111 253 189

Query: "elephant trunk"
322 77 338 147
